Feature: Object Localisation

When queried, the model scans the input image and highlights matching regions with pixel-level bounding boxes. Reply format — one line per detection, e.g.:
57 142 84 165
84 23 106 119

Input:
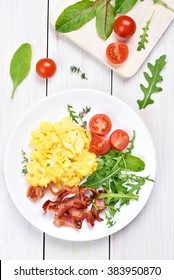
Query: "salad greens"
82 133 154 226
10 43 32 99
137 55 167 109
137 10 155 51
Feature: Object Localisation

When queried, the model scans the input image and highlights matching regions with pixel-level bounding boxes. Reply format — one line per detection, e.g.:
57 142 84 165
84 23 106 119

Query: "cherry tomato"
89 114 112 136
114 15 136 39
90 136 111 155
109 129 129 151
106 42 129 64
36 58 57 78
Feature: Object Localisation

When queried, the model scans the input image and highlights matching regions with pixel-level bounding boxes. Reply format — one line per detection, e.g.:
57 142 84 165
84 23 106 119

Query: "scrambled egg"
26 117 97 187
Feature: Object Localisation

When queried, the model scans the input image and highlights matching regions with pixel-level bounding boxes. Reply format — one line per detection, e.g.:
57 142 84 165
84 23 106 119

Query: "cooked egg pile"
26 117 97 187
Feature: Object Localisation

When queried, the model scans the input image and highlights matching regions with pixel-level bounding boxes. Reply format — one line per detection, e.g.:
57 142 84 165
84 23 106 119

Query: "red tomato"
36 58 57 78
106 42 129 64
89 114 112 136
109 129 129 151
114 15 136 39
90 136 111 155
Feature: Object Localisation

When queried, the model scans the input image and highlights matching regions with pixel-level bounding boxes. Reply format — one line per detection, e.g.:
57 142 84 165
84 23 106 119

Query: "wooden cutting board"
50 0 174 78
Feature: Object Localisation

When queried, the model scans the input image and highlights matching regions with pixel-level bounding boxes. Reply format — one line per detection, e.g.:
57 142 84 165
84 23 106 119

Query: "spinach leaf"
115 0 137 14
137 55 167 109
55 0 102 33
10 43 32 99
96 0 115 40
118 152 145 172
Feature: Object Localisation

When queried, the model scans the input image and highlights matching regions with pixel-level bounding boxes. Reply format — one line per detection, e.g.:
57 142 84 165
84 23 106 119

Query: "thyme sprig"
70 66 88 80
21 150 29 174
79 106 91 128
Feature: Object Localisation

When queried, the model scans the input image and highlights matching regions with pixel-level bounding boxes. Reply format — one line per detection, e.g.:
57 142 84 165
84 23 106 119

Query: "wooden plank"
50 0 174 78
44 0 110 260
0 0 48 259
110 19 174 259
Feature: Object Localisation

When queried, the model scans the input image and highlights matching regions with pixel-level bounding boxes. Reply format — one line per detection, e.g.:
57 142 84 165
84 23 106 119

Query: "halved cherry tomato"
36 58 57 78
109 129 129 151
114 15 136 39
89 114 112 136
106 42 129 64
90 136 111 155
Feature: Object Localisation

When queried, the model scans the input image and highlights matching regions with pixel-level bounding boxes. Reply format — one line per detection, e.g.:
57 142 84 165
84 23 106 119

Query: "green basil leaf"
115 0 137 14
55 0 100 33
96 0 115 40
10 43 32 99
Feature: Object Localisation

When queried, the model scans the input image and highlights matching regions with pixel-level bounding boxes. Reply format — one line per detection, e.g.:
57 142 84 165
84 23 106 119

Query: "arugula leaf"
67 104 79 124
55 0 102 33
10 43 32 99
137 55 167 110
152 0 174 12
96 0 115 40
115 0 138 14
137 10 155 51
83 167 121 189
98 190 139 202
126 130 136 154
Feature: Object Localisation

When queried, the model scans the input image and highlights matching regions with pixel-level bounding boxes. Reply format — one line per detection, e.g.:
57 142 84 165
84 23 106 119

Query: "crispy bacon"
26 185 46 202
42 186 106 229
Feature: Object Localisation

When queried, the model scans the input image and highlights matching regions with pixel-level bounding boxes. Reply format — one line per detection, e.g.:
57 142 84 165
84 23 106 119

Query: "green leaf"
83 168 120 189
10 43 32 99
152 0 174 12
115 0 137 14
118 153 145 172
96 0 115 40
137 55 167 110
137 10 155 51
98 190 139 202
55 0 101 33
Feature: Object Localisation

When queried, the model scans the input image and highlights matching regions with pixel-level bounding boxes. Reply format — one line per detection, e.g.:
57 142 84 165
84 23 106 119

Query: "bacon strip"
42 186 105 229
26 185 46 202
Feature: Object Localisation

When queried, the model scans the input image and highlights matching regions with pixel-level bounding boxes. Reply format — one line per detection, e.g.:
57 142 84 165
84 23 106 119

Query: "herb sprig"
70 66 88 80
79 106 91 128
67 104 91 128
21 150 29 174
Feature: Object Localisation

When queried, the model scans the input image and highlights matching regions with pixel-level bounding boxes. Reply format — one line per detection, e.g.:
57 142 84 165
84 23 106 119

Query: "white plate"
4 89 156 241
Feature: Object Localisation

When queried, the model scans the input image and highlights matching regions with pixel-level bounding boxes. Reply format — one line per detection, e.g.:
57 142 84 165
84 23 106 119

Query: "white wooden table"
0 0 174 260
